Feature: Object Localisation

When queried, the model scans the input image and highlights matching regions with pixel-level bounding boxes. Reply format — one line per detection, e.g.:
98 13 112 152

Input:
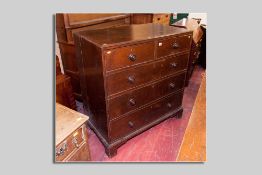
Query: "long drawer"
106 52 189 96
109 90 184 141
107 72 186 120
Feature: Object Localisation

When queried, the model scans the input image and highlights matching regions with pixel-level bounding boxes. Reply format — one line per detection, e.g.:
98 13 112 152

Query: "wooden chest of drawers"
55 103 91 162
74 24 192 157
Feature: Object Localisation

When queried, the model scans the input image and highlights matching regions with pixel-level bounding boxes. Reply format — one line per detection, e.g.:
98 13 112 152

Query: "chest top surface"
75 23 192 47
56 103 88 145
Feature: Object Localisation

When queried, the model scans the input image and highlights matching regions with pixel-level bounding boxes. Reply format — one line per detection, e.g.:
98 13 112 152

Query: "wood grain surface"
177 73 206 162
56 103 88 145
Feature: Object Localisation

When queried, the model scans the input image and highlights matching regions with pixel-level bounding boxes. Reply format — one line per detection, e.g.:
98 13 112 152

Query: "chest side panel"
74 34 108 139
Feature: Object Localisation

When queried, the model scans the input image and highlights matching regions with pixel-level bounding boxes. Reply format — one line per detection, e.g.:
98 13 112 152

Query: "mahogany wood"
56 14 131 101
56 74 76 110
170 18 204 86
109 91 183 141
104 41 155 71
152 14 171 25
131 14 153 24
107 73 185 120
74 23 192 157
156 35 192 58
56 55 62 76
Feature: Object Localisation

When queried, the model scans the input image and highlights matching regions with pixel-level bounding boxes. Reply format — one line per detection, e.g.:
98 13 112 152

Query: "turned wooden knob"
128 76 135 83
128 121 134 128
169 82 175 89
167 103 172 108
172 42 179 48
129 98 136 106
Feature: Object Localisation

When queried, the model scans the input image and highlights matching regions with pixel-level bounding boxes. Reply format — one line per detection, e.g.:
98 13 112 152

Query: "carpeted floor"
76 65 205 162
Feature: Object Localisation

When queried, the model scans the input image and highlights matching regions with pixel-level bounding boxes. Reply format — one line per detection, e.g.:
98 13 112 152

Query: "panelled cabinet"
56 13 131 100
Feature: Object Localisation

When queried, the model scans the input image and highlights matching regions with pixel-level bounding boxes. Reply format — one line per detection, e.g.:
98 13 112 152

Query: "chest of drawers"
74 24 192 157
55 103 91 162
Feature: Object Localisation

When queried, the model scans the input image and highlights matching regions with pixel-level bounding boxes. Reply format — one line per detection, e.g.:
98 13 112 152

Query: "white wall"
55 33 64 74
188 13 207 25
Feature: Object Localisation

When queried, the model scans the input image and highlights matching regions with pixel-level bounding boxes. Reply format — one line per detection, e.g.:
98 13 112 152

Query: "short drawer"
109 90 183 141
106 61 161 96
156 35 192 58
55 126 85 162
104 41 155 71
160 52 189 77
65 142 91 162
155 72 186 96
107 72 186 119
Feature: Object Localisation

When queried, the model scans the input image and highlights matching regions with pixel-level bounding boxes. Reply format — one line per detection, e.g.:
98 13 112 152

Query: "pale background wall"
55 33 64 74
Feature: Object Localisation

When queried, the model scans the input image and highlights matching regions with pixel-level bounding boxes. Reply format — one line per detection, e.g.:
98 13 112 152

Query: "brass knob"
167 103 172 108
72 137 79 148
128 54 136 61
129 98 136 106
128 76 135 83
169 83 175 89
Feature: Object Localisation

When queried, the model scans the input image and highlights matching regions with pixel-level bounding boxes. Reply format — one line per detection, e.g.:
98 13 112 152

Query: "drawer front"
65 142 91 162
157 35 191 58
104 41 155 71
106 61 161 96
106 52 188 97
155 72 186 96
109 91 183 141
160 52 189 77
56 126 85 162
108 72 186 119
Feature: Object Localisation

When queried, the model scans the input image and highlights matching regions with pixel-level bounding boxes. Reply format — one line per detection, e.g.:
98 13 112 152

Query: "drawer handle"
56 142 67 156
167 103 172 108
72 137 79 148
128 54 136 61
172 42 179 49
169 82 176 89
170 62 177 68
128 76 135 83
128 121 134 128
129 98 136 106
